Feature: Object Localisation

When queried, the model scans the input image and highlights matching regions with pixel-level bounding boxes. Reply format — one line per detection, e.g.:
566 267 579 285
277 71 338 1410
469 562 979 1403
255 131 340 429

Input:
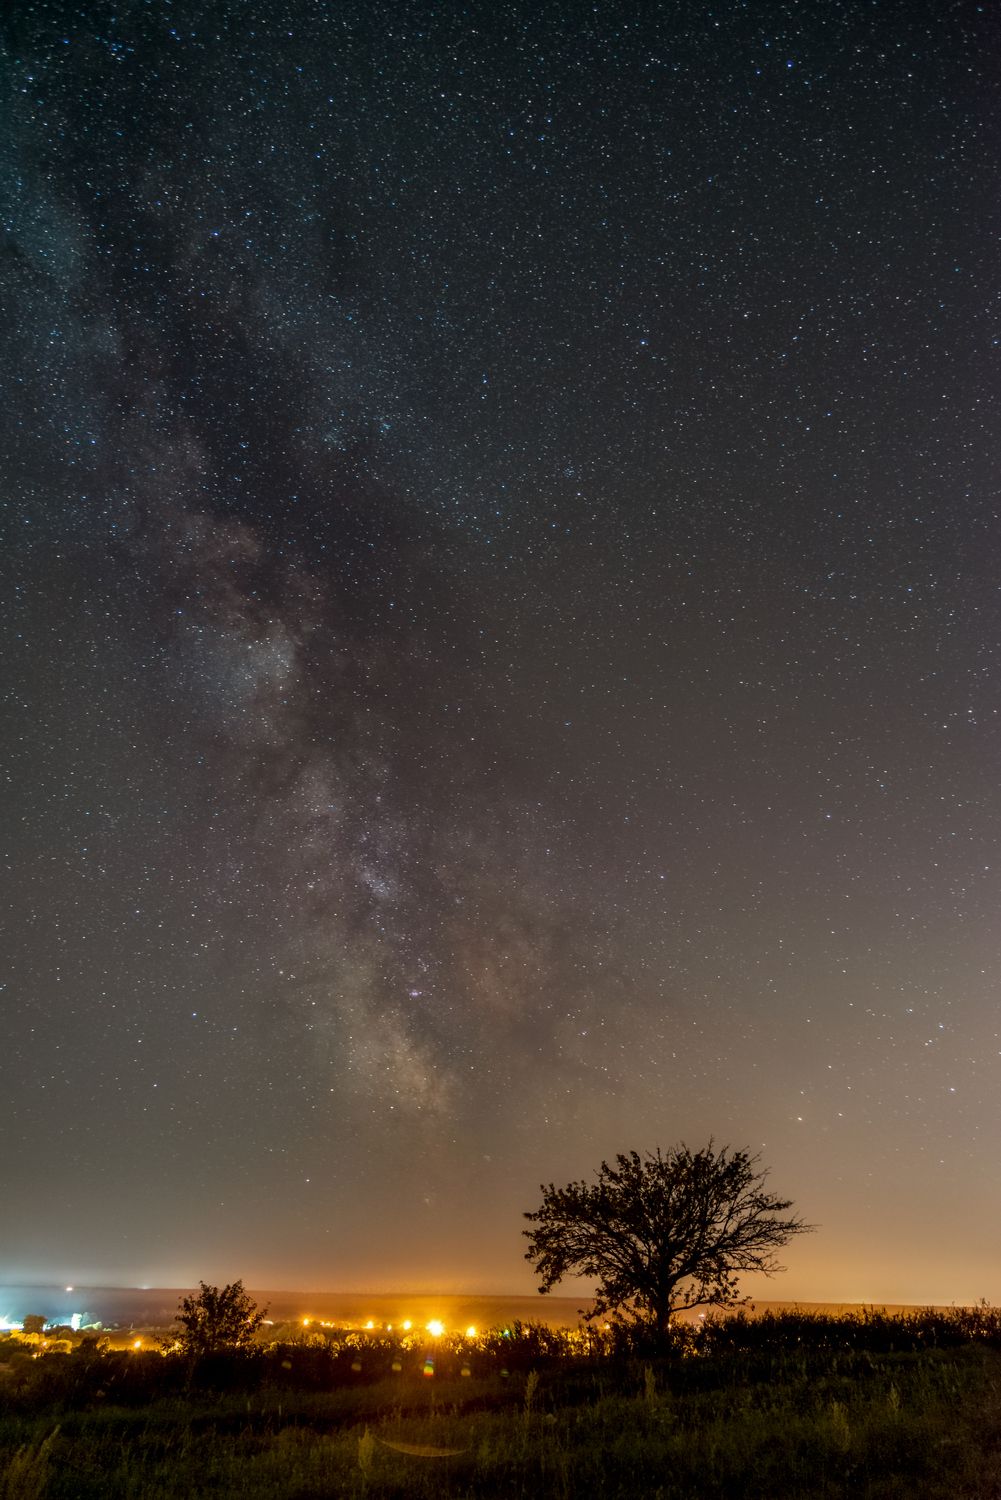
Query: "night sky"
3 0 999 1304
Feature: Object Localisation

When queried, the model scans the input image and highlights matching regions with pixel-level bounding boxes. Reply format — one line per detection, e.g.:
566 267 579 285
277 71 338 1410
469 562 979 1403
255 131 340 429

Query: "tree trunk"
653 1301 673 1351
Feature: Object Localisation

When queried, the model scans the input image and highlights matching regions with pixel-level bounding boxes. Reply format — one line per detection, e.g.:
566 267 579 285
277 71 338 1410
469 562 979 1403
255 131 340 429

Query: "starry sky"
2 0 999 1304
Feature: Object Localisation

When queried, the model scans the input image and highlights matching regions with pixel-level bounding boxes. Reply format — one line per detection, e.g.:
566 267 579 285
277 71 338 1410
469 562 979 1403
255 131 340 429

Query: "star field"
2 0 999 1300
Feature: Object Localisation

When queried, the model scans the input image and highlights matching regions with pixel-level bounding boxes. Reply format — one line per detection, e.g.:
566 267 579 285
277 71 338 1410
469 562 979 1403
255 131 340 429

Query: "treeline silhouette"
2 1306 1001 1413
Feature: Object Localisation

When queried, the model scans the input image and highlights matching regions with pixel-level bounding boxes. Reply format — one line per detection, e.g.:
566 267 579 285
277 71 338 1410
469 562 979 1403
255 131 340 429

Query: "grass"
2 1310 1001 1496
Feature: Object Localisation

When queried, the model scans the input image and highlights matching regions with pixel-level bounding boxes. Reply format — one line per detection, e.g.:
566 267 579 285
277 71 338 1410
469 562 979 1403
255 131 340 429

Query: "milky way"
2 0 999 1299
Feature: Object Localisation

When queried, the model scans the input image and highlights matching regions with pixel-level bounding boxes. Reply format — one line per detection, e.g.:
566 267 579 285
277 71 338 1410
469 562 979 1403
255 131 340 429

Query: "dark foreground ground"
3 1309 1001 1497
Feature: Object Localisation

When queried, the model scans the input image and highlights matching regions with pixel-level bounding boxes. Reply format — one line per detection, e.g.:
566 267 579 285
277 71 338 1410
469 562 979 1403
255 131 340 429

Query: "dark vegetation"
3 1306 1001 1496
525 1142 812 1339
172 1281 267 1357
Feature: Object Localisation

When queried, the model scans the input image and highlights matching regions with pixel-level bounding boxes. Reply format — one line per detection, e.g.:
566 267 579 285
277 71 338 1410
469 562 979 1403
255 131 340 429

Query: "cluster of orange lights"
300 1316 477 1338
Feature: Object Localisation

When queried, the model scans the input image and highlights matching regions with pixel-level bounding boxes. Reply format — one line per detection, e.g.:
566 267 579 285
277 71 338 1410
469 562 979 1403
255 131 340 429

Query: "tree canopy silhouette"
172 1280 266 1356
524 1142 812 1341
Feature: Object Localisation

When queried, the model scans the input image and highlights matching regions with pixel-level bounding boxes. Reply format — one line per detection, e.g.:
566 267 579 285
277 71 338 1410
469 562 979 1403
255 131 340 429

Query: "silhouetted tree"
524 1142 812 1343
172 1281 266 1355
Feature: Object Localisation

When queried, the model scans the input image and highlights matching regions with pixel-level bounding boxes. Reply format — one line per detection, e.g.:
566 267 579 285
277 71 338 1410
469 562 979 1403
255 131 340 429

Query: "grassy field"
2 1309 1001 1497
